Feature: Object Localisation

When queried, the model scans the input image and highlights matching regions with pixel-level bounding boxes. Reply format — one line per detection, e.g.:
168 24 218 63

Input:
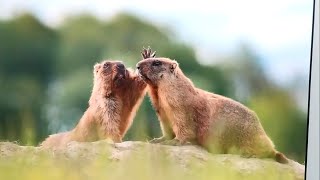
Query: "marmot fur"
136 57 289 164
41 61 146 148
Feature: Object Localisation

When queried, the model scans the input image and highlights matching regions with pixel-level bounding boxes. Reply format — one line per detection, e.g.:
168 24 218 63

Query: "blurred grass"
0 143 297 180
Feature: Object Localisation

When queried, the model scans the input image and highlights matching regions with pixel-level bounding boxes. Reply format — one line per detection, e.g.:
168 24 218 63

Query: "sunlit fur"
41 61 147 148
136 57 289 164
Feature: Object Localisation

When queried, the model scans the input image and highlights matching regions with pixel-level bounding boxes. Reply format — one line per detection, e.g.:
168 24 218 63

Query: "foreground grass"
0 141 302 180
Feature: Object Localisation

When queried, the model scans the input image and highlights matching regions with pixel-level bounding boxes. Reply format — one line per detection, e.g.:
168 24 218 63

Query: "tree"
0 14 58 144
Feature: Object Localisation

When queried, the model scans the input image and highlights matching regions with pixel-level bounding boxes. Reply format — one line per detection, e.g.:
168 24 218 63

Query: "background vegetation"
0 13 308 163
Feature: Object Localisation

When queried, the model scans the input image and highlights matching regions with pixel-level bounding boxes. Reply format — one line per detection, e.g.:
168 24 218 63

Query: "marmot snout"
137 58 178 87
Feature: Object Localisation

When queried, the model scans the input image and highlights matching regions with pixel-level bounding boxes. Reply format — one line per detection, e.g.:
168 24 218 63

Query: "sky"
0 0 314 110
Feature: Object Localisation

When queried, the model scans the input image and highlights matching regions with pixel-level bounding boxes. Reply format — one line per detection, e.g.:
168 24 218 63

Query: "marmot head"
93 60 129 97
136 58 178 86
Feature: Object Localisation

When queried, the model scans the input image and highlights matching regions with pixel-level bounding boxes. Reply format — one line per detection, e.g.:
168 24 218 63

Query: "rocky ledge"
0 141 305 180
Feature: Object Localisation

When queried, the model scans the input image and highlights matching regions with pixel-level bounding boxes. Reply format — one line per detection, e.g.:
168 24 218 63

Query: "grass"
0 141 300 180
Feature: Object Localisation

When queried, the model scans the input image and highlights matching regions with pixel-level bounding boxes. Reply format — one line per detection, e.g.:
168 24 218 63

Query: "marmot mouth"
139 73 152 83
114 69 127 81
114 74 125 81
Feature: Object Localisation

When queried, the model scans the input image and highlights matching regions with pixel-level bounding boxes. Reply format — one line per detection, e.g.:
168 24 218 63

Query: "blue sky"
0 0 314 110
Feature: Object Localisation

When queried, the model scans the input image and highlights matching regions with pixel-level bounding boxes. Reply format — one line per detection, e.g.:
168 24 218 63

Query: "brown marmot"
136 57 289 164
41 60 147 148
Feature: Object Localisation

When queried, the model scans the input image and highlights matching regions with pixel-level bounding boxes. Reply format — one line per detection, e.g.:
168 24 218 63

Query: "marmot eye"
152 60 162 66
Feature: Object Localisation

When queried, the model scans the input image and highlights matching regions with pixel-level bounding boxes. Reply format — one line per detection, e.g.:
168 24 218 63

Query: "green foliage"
249 89 307 163
0 14 58 144
0 14 58 82
0 12 307 163
57 14 106 75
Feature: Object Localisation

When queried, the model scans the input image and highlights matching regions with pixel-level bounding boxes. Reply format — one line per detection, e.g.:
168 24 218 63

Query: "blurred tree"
56 14 106 76
217 44 307 162
0 14 58 145
103 13 171 55
217 45 271 102
249 89 307 163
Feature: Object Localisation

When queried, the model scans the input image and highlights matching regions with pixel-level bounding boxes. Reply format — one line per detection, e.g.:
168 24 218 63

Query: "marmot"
136 57 289 164
41 60 147 148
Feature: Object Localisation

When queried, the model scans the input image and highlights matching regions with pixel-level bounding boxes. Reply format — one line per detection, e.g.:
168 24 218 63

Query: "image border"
306 0 319 179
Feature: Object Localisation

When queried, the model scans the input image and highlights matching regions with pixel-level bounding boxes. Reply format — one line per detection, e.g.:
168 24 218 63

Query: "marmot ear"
170 61 178 73
94 63 101 73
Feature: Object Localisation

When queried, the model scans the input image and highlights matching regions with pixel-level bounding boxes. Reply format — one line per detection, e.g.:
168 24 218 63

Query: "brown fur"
136 57 289 164
41 61 147 148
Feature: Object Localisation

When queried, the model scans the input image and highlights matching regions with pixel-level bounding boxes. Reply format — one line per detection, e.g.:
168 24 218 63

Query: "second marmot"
136 57 289 164
41 61 146 148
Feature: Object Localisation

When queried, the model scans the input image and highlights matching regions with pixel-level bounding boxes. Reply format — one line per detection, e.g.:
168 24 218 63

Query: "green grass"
0 142 298 180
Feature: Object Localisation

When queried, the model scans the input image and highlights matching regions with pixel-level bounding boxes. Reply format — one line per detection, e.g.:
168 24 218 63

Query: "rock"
0 141 305 180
